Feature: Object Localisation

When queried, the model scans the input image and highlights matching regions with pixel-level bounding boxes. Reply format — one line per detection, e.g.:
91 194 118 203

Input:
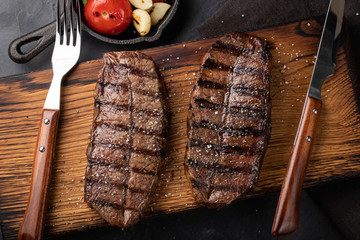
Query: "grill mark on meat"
223 126 264 137
212 40 270 62
212 41 253 56
88 159 156 175
189 139 258 156
197 78 267 99
187 159 255 174
203 57 266 77
203 58 232 71
197 79 226 89
193 98 265 119
103 62 157 79
185 32 271 207
221 145 263 154
192 120 264 137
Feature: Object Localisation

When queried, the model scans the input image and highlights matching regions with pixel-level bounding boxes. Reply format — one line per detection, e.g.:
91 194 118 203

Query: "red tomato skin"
84 0 132 35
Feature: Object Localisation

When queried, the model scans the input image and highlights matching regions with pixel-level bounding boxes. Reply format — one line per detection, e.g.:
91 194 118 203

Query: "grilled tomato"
84 0 132 35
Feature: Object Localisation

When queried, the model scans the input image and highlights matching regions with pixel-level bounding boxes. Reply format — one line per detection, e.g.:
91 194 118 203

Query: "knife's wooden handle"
272 96 322 237
18 109 60 240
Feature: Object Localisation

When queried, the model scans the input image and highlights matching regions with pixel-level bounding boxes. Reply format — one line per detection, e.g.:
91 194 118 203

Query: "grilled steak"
185 32 271 208
85 51 168 227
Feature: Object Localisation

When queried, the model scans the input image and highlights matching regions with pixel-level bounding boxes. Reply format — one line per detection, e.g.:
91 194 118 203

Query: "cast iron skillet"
8 0 179 64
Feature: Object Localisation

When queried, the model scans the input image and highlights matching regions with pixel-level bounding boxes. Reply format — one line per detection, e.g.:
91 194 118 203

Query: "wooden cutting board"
1 18 360 239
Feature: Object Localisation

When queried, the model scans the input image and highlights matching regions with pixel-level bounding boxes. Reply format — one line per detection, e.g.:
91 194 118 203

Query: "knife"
271 0 345 237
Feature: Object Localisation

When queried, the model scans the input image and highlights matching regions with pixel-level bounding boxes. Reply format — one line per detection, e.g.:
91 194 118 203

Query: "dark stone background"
0 0 360 239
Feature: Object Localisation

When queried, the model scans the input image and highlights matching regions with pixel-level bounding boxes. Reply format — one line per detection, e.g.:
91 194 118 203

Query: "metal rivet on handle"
313 109 318 115
44 118 50 124
306 136 312 142
39 146 45 152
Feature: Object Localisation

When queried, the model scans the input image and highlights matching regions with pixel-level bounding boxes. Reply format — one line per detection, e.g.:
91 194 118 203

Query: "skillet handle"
8 21 55 64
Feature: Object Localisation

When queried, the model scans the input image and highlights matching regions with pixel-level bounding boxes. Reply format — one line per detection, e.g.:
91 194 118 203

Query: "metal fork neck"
43 74 63 110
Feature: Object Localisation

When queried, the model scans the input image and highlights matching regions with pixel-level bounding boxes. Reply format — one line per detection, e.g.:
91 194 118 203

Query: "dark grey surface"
198 0 330 37
308 179 360 240
0 0 359 239
50 193 344 240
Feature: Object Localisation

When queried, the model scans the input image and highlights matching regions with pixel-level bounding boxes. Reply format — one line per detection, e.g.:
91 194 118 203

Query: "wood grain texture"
18 109 60 240
0 19 359 239
272 96 322 237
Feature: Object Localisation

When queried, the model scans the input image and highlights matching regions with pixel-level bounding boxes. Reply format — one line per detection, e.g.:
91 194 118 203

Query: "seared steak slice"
85 51 168 227
185 32 271 208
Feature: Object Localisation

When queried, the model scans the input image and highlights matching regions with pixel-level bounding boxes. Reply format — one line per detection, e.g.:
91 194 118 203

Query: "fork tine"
74 0 81 44
65 0 81 46
70 0 80 46
56 0 62 45
63 0 70 45
75 0 81 34
69 0 75 46
71 0 81 46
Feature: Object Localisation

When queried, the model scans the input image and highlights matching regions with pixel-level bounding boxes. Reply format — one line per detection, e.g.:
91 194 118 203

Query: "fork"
18 0 81 239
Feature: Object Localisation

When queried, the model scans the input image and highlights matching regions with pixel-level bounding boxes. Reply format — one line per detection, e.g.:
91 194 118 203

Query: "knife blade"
308 0 345 100
272 0 345 237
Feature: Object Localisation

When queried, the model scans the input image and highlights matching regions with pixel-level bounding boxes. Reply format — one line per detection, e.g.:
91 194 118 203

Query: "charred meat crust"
85 51 169 227
185 32 272 208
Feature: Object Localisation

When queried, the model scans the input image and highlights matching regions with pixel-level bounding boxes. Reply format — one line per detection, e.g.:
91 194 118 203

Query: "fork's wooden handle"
272 96 322 237
18 109 60 240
